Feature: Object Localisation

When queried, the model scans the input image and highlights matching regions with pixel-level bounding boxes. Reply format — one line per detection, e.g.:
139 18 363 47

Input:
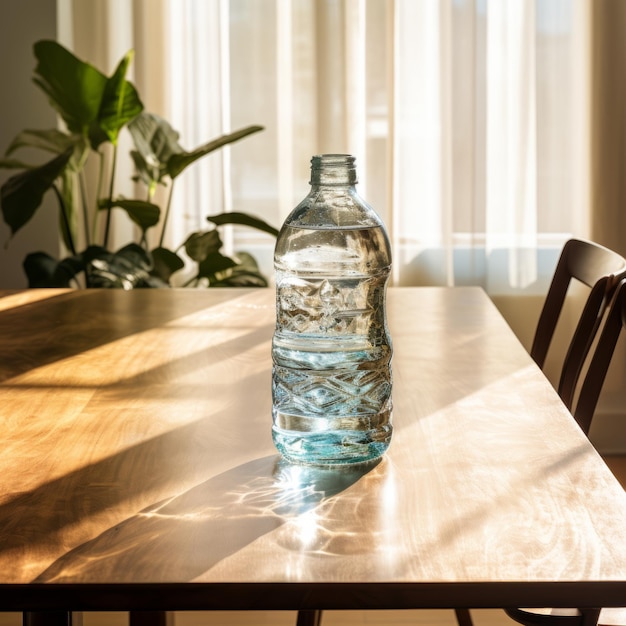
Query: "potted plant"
0 40 277 288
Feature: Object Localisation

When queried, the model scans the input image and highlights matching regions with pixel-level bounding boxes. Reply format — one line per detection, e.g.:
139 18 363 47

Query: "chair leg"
296 610 322 626
129 611 170 626
455 609 474 626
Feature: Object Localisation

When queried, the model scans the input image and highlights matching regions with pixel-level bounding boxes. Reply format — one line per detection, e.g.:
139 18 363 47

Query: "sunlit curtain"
59 0 590 295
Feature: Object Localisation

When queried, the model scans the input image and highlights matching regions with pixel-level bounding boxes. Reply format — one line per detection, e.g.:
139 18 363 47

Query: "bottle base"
272 422 392 466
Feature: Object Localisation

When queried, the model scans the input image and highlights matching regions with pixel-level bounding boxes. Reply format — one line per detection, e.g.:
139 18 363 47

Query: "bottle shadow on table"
34 455 379 584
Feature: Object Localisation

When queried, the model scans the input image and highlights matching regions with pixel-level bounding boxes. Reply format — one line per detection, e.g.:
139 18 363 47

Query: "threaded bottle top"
310 154 358 186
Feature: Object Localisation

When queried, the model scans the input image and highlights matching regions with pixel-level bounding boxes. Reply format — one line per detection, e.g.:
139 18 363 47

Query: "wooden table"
1 287 626 616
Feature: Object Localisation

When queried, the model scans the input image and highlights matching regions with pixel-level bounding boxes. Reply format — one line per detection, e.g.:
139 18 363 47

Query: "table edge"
1 581 625 611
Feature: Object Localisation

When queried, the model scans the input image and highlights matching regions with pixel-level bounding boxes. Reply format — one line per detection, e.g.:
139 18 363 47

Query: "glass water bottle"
271 154 393 465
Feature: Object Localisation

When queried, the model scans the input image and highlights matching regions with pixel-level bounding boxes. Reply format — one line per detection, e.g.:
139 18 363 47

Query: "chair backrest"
531 238 626 410
573 278 626 435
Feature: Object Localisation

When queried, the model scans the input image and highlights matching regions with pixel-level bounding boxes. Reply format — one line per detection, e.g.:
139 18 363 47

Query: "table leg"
455 609 474 626
23 612 72 626
296 610 322 626
580 609 601 626
129 611 171 626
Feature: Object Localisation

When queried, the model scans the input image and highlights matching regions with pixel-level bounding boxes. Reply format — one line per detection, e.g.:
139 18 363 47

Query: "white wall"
0 0 59 288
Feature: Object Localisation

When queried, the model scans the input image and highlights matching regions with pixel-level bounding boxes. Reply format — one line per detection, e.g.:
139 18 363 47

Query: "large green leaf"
128 112 183 187
5 128 78 156
0 158 34 170
33 40 107 136
210 270 269 288
207 211 279 237
5 129 88 174
23 251 85 287
94 50 143 147
23 252 62 287
150 246 185 283
99 198 160 232
183 230 222 263
209 251 268 287
1 149 73 236
32 41 142 150
197 251 238 281
84 244 168 289
167 125 264 180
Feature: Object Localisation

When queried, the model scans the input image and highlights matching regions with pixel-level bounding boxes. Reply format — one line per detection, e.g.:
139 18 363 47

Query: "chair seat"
505 607 626 626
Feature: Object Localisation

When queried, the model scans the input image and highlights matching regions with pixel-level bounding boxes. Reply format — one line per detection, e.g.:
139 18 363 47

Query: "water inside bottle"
272 223 392 465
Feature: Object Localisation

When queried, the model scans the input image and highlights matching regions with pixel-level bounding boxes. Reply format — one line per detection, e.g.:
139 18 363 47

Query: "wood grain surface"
1 287 626 612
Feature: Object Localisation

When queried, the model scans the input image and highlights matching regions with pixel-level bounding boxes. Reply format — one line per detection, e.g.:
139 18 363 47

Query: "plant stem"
79 171 90 246
103 144 119 249
52 184 77 257
92 152 106 243
159 180 176 248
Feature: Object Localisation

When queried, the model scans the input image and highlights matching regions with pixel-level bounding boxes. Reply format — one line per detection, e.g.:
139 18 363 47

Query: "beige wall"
590 1 626 261
587 1 626 453
0 0 59 288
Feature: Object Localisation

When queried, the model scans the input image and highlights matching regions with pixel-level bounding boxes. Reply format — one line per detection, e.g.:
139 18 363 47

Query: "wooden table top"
1 287 626 613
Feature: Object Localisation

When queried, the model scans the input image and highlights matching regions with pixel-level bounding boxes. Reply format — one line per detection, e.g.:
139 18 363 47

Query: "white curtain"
59 0 590 295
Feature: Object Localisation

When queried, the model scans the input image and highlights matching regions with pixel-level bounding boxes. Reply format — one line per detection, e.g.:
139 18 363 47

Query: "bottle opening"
311 154 356 167
310 154 357 185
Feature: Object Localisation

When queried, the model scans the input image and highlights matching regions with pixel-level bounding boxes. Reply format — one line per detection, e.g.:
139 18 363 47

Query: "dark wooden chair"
504 278 626 626
572 277 626 435
530 238 626 410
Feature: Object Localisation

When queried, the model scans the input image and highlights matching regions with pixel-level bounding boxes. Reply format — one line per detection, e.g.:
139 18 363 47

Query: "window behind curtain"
163 0 588 293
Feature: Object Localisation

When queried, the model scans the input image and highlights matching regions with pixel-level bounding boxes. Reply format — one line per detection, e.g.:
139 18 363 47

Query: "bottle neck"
309 154 358 187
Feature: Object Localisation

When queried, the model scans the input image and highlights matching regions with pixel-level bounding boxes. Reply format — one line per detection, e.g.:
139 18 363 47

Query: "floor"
0 610 517 626
3 456 625 626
